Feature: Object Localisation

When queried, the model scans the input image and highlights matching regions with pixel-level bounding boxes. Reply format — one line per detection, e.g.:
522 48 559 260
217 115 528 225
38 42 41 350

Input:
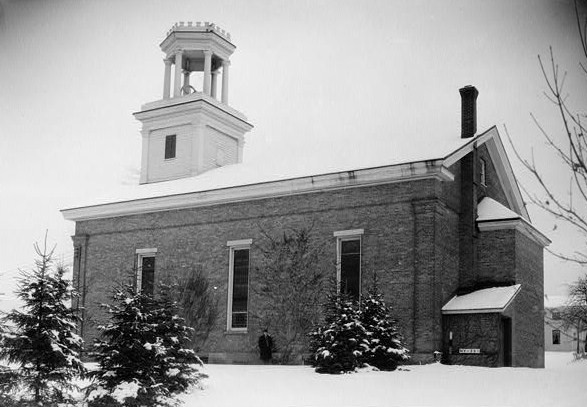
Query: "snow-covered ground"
182 352 586 407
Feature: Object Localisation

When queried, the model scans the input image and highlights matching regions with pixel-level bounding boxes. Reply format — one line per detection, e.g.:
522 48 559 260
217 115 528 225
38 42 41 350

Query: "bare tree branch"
504 2 587 265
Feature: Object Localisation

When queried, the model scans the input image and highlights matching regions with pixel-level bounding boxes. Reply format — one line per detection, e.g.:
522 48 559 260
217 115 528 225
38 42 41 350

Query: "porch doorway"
502 317 512 367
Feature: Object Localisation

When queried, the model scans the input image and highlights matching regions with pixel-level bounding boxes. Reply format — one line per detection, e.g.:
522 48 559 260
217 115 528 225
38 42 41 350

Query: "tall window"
136 248 157 296
480 158 487 186
164 135 176 159
334 229 363 301
552 329 561 345
227 240 252 331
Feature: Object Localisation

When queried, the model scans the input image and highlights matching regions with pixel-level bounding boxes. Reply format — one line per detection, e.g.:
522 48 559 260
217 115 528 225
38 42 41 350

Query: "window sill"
224 329 248 335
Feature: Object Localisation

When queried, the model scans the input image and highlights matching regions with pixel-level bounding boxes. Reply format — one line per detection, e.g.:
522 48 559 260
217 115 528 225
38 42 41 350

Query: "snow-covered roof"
442 284 521 314
68 136 473 210
476 197 520 222
62 126 532 224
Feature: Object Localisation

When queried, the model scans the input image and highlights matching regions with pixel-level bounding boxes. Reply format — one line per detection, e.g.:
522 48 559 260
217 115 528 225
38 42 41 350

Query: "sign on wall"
459 348 481 354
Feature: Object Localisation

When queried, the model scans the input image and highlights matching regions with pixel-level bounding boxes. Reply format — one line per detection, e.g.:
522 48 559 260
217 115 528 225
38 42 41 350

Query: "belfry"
135 22 253 184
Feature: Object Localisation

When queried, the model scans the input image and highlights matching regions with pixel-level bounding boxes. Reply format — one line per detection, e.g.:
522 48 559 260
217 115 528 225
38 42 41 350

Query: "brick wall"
477 229 516 285
443 313 502 367
512 230 545 368
462 227 545 368
73 177 458 363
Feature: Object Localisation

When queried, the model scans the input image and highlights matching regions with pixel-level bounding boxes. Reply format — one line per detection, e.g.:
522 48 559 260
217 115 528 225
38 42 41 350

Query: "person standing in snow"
258 329 274 363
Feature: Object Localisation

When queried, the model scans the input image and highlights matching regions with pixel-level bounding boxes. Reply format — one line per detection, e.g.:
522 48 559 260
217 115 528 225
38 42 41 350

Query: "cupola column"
203 50 212 95
183 70 190 94
173 51 183 97
163 58 172 99
211 70 218 99
221 60 230 104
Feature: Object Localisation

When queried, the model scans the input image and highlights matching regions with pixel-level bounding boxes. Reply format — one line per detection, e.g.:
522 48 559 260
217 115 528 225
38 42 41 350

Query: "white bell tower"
135 22 253 184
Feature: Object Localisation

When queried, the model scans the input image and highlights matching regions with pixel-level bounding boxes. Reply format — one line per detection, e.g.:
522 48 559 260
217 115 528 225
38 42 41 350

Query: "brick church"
62 22 549 368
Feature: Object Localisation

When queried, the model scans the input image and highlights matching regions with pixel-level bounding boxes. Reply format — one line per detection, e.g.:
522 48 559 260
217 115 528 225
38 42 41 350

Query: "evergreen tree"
309 277 409 374
88 282 206 407
308 283 368 373
0 239 85 405
360 275 409 370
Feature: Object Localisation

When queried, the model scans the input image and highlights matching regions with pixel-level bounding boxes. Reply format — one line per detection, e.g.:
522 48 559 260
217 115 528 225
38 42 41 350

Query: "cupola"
134 22 253 184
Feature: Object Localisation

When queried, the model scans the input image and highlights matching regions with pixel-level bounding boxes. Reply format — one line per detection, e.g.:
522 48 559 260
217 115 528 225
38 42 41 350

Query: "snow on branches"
0 236 85 405
309 276 409 373
88 283 206 407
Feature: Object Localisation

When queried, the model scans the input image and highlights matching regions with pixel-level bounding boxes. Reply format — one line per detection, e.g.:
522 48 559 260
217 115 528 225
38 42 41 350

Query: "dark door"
502 317 512 367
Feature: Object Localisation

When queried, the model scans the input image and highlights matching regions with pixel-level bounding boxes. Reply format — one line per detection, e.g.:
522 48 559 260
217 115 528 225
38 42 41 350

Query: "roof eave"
442 307 506 315
477 218 551 247
441 284 522 315
62 160 454 222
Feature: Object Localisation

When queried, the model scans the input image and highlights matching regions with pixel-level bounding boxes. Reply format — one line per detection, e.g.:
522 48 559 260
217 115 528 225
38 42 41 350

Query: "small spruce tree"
308 282 367 373
0 238 85 405
88 282 206 407
309 276 409 374
360 275 409 370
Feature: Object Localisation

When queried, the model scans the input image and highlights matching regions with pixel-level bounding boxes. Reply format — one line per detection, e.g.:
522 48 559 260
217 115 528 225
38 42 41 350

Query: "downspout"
432 201 439 351
411 202 418 355
80 234 89 347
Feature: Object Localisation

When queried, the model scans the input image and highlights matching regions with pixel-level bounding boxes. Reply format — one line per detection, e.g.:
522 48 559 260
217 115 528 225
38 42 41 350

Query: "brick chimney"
459 85 478 138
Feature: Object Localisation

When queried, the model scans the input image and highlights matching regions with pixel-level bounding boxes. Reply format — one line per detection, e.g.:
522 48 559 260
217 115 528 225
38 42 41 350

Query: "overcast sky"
1 0 586 307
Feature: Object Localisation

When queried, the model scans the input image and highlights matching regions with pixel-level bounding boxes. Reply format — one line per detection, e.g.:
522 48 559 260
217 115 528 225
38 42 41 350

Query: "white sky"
0 0 586 304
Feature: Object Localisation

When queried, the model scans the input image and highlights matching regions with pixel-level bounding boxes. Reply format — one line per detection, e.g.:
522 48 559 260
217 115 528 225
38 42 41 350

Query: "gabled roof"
442 284 521 314
444 126 529 220
61 126 529 222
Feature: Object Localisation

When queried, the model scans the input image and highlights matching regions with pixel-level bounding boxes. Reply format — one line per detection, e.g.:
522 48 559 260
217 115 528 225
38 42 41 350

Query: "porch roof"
442 284 521 314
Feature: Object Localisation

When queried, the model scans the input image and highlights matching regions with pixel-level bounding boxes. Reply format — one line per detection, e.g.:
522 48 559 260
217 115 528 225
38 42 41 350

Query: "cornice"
135 93 252 128
61 160 453 222
477 218 551 247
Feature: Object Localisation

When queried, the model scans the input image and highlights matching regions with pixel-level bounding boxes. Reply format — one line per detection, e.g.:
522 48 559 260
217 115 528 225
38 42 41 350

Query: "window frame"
226 239 252 332
135 248 157 295
480 158 487 186
164 134 177 160
334 229 364 301
552 329 561 345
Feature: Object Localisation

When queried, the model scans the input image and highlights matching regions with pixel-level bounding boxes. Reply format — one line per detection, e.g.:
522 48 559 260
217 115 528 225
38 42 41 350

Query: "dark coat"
258 333 274 361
